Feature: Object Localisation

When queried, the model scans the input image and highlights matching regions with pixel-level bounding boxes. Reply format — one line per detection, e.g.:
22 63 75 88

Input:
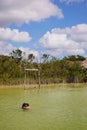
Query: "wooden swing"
24 68 40 89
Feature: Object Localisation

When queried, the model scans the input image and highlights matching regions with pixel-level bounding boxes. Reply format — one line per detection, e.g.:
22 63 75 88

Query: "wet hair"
22 103 29 108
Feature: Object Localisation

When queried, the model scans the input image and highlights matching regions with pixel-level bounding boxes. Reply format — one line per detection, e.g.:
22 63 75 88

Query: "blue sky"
0 0 87 59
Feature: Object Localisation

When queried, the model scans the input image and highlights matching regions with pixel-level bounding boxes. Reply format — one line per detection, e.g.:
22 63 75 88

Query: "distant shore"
0 83 87 89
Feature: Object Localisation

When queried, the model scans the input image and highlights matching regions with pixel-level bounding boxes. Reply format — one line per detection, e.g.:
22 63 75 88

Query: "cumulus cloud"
19 46 39 58
69 24 87 43
0 28 31 42
60 0 85 4
0 0 63 26
0 27 33 56
0 41 39 59
39 24 87 57
0 41 15 55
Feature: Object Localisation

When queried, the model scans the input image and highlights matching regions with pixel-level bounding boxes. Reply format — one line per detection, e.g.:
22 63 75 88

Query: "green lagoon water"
0 85 87 130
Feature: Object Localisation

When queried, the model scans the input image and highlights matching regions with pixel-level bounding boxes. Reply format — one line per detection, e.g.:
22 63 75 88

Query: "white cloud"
19 46 39 58
0 0 63 26
0 41 15 55
0 41 39 59
60 0 85 4
70 24 87 43
67 49 84 55
0 26 40 58
0 28 31 42
39 24 87 57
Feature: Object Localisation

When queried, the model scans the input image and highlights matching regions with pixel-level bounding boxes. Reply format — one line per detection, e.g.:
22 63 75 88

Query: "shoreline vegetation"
0 49 87 87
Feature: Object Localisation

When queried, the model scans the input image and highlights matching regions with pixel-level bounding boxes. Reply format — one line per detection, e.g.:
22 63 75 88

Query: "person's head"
22 103 29 108
26 103 29 106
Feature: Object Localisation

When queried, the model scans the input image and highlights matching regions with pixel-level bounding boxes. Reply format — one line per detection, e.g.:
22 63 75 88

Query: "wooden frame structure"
24 68 40 89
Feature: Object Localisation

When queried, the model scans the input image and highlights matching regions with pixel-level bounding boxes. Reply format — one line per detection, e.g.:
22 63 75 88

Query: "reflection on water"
0 86 87 130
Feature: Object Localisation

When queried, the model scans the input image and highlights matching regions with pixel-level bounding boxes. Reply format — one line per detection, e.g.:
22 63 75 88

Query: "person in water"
22 103 30 110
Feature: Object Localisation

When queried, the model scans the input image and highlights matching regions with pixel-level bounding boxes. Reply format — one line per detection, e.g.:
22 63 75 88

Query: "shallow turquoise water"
0 86 87 130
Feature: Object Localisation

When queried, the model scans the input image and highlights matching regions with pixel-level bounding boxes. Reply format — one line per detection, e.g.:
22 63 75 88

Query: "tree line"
0 49 87 85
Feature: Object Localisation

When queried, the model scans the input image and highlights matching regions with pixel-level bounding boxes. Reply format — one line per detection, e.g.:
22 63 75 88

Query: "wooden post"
24 69 26 90
38 64 41 89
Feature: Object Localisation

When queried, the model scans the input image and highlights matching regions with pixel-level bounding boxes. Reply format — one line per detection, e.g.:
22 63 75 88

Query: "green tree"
10 49 22 62
41 54 50 63
28 53 35 63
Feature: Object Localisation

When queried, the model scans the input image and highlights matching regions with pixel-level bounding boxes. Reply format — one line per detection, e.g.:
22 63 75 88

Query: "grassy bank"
0 83 87 89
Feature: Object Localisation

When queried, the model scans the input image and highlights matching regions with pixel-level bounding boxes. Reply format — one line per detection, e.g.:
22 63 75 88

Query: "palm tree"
41 54 49 63
28 53 35 63
10 49 22 62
